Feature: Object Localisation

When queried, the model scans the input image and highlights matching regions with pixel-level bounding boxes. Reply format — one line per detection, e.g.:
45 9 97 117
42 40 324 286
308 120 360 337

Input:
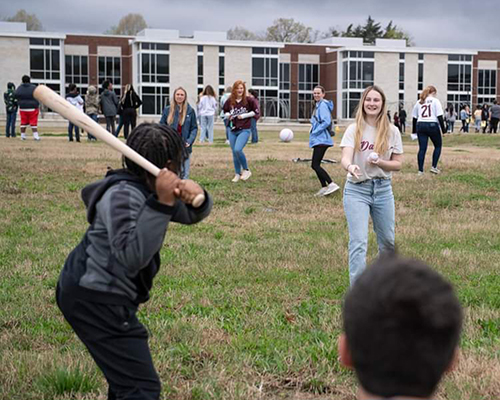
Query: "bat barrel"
33 85 161 177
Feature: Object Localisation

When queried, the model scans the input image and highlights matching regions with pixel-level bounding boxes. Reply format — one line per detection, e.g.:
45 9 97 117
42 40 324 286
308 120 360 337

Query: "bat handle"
191 193 206 208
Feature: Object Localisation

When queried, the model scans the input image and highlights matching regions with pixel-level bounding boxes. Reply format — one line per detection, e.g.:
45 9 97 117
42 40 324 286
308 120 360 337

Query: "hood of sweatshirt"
81 169 152 224
321 99 334 113
66 92 79 99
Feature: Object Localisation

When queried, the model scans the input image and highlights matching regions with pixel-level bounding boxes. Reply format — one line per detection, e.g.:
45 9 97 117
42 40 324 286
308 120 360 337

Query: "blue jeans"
181 154 191 179
6 110 17 137
228 128 250 174
68 122 80 141
343 179 395 285
250 118 258 143
417 122 442 172
200 115 214 143
87 114 98 140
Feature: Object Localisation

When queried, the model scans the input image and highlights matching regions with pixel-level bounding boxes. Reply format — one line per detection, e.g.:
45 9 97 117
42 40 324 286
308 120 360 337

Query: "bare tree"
265 18 314 43
227 26 261 41
107 13 147 36
5 9 43 31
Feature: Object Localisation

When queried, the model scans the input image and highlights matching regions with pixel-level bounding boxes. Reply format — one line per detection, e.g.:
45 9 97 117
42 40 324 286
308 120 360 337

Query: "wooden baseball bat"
33 85 205 208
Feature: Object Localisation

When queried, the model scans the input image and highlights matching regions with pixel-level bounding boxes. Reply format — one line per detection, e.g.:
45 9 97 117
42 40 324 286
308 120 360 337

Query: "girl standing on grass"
412 85 447 175
223 80 260 182
197 85 218 144
340 85 404 285
160 87 198 179
309 85 339 197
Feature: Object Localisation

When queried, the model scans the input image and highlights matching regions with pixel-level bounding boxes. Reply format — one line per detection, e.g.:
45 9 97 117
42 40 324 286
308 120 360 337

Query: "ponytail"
419 85 437 104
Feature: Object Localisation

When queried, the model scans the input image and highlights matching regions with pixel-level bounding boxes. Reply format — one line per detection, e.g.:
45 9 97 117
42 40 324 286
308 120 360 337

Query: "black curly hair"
124 123 187 185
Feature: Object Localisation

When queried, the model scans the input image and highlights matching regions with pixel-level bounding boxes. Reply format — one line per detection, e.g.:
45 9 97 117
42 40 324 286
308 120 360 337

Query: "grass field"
0 128 499 400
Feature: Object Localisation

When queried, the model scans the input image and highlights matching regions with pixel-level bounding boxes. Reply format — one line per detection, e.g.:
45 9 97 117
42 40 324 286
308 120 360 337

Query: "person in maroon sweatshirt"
223 80 260 182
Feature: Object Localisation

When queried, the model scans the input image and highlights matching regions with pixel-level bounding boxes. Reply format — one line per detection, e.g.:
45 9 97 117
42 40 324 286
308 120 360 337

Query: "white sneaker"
430 167 441 174
21 135 26 141
315 187 328 197
34 136 41 141
232 174 241 183
241 170 252 181
323 182 340 196
225 140 230 145
417 171 424 176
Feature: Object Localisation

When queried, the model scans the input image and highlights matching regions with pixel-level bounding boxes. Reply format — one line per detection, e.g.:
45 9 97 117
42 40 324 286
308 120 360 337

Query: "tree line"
2 10 412 46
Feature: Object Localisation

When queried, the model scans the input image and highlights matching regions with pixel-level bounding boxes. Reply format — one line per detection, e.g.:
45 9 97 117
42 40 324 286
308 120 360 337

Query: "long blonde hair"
167 87 188 126
419 85 437 104
353 85 391 155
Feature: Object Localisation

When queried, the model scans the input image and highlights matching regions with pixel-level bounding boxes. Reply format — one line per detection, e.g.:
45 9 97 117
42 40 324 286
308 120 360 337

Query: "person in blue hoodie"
159 87 198 179
309 85 339 196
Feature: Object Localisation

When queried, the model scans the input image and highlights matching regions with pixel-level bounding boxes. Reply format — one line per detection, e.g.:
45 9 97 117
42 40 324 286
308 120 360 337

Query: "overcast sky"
1 0 499 50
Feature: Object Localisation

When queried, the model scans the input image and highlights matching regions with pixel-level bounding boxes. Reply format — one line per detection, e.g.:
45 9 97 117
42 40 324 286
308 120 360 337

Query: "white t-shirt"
340 123 404 183
412 96 443 123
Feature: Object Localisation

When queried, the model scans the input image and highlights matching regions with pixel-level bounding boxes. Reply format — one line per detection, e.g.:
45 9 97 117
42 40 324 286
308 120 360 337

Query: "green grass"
0 130 499 399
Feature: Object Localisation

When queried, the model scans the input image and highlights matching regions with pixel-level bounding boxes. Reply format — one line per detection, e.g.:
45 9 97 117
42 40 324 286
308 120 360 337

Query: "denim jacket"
159 104 198 154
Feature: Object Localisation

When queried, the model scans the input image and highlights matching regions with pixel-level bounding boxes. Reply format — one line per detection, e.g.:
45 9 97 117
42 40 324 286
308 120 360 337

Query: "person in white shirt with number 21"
412 85 447 175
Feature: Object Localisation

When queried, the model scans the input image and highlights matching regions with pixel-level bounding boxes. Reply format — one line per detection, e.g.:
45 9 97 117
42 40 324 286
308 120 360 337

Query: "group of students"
64 80 143 142
56 107 463 399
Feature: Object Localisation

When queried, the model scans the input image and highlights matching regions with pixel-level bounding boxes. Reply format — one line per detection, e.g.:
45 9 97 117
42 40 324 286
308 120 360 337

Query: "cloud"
1 0 499 49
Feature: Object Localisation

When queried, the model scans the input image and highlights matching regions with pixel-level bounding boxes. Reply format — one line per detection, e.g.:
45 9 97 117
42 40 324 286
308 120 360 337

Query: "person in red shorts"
15 75 40 141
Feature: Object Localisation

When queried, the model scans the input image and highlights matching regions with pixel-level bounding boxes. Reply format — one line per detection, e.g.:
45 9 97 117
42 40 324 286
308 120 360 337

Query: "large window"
99 56 121 96
138 42 170 115
29 38 60 82
219 46 225 94
298 64 319 91
197 46 203 92
477 69 496 105
279 63 290 119
252 47 279 118
341 51 374 118
141 86 169 115
447 54 472 111
65 55 89 95
252 57 278 87
417 53 424 91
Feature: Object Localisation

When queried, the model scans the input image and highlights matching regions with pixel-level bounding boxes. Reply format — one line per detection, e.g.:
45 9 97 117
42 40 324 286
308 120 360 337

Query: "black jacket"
15 83 39 109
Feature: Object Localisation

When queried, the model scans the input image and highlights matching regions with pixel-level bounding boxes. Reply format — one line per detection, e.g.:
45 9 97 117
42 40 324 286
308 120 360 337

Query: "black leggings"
417 122 442 172
122 108 137 140
311 145 332 187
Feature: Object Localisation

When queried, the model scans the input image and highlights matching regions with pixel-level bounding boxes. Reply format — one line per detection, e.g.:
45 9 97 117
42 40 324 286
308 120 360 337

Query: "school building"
1 21 499 124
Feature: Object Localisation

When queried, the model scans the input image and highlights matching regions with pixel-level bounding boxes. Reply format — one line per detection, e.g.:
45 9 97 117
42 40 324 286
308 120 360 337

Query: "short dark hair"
68 83 77 92
494 100 498 105
124 123 187 184
343 253 462 398
102 80 110 90
22 75 31 83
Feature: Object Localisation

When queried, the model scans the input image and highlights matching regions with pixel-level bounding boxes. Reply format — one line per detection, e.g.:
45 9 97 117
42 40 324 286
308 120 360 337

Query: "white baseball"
368 152 379 162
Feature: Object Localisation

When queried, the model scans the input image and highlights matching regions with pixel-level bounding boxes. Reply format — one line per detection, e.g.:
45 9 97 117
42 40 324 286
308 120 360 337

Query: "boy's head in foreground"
124 123 187 187
339 253 463 399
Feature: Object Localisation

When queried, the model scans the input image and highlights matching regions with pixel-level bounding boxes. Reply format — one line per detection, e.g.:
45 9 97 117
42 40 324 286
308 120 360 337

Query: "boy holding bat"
56 123 212 400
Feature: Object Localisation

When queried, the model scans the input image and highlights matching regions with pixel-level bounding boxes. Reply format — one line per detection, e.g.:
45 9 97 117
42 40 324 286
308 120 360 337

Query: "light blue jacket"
309 99 334 148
